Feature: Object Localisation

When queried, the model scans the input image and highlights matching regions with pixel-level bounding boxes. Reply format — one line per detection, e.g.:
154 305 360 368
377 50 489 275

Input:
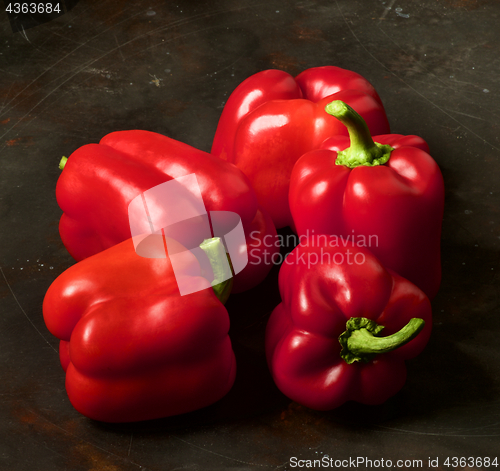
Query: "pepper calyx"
324 100 393 169
339 317 425 364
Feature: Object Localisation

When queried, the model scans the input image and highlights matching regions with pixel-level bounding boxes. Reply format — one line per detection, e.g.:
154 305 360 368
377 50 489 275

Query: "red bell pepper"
211 66 391 228
289 101 444 300
43 235 236 423
265 240 432 411
57 130 278 293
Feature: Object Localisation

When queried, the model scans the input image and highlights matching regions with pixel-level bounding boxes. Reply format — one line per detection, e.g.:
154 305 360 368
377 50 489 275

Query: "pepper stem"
199 237 233 304
339 317 425 364
324 100 393 169
59 156 68 170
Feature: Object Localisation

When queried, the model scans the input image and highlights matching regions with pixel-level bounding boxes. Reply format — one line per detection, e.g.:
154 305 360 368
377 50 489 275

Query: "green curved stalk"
199 237 233 304
339 317 425 364
324 100 393 169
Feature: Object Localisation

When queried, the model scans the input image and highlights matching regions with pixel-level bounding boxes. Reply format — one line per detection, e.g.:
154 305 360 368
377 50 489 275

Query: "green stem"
339 317 425 364
59 156 68 170
199 237 233 304
324 100 393 169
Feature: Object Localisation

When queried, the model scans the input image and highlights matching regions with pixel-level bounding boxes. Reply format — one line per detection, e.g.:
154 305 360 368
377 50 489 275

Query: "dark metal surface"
1 0 499 469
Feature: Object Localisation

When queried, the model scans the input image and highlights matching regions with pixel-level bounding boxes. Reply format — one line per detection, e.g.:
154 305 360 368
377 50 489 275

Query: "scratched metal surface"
0 0 499 469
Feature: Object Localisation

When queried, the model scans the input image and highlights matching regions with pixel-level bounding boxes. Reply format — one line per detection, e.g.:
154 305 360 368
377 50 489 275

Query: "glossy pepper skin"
265 240 432 411
57 129 278 293
211 66 391 229
289 101 444 300
43 236 236 423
